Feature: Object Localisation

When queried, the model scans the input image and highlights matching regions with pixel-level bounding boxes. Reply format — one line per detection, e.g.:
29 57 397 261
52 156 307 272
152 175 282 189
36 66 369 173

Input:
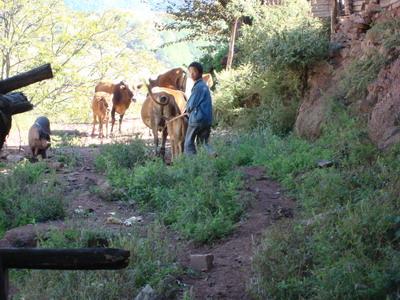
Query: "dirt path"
181 166 295 299
3 117 295 299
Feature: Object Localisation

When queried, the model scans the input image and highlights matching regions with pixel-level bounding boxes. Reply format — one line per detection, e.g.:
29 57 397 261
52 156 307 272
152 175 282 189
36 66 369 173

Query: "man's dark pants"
184 124 211 155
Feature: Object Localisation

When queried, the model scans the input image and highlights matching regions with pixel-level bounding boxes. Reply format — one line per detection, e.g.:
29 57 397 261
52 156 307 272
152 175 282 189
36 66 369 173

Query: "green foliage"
245 109 399 299
213 65 301 135
12 224 181 299
238 0 329 72
198 44 227 73
366 16 400 52
96 140 246 243
0 162 65 236
339 51 387 104
0 0 166 122
210 0 328 134
95 139 150 173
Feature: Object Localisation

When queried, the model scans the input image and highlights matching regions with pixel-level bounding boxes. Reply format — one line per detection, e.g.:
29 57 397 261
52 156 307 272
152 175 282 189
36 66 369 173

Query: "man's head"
188 62 203 81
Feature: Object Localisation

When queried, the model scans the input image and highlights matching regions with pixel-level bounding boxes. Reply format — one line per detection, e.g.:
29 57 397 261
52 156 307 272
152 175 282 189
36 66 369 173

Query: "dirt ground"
2 115 295 299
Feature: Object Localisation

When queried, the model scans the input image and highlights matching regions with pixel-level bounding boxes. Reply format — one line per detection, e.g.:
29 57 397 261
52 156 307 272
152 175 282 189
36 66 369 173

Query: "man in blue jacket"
184 62 213 155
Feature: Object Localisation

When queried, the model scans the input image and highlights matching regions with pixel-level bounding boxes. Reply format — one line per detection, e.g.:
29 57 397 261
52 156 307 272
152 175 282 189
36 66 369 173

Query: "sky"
64 0 156 21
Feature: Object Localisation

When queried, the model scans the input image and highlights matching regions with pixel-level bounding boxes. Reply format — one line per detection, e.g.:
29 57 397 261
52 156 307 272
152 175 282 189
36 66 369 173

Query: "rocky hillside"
295 5 400 149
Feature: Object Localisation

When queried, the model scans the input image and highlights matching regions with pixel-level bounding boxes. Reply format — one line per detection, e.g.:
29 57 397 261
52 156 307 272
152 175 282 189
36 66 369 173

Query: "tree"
0 0 166 121
161 0 259 69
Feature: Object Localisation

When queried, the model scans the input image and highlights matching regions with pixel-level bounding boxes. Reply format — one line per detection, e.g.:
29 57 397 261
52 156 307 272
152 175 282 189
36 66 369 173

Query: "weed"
12 224 181 299
0 161 65 236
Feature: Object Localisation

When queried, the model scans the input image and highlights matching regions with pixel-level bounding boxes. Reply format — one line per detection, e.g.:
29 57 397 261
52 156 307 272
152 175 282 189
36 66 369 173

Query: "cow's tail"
145 83 170 106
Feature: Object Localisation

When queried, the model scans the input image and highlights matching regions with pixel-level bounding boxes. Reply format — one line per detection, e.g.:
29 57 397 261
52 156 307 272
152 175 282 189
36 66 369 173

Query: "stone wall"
310 0 400 18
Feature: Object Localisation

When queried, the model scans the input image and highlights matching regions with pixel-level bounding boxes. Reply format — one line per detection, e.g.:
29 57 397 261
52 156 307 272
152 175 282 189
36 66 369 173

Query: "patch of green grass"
52 147 82 168
97 140 246 243
95 138 150 173
12 224 181 299
0 161 65 236
339 50 387 104
243 109 400 299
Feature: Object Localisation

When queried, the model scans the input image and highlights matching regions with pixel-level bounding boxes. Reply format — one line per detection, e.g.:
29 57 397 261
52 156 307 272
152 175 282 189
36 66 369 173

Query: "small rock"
134 284 158 300
96 179 114 201
190 254 214 271
3 224 38 247
7 154 24 163
0 239 11 248
123 216 143 226
106 216 123 225
317 160 335 168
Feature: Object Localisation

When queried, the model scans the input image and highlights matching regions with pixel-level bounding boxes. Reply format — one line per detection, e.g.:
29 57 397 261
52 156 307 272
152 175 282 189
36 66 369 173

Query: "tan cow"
166 114 188 161
95 81 141 134
148 67 187 92
141 86 187 157
91 91 110 138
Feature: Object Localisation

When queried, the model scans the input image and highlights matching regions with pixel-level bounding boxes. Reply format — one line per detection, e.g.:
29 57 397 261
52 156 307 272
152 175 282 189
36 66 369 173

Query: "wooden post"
0 248 130 299
0 248 130 270
0 258 9 300
0 63 53 94
226 17 240 70
331 0 338 38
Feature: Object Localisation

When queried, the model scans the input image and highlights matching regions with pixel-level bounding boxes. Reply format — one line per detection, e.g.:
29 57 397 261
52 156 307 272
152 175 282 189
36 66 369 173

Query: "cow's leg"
178 140 184 157
99 118 103 138
39 149 47 159
91 115 97 137
105 115 109 138
110 107 116 135
170 139 175 161
152 126 159 155
160 127 168 158
119 113 124 134
31 148 38 160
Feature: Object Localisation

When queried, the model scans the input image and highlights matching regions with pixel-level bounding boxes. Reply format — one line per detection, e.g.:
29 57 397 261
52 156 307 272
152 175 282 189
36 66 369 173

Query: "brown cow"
141 86 187 157
91 92 110 138
95 81 141 134
166 114 188 161
148 67 187 92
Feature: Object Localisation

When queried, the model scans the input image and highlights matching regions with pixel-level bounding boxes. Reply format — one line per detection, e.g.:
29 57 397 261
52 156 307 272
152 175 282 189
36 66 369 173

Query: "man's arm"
186 84 207 113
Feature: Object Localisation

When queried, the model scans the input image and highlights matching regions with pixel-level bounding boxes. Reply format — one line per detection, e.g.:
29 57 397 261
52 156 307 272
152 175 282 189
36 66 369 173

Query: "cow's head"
132 84 143 103
117 81 134 102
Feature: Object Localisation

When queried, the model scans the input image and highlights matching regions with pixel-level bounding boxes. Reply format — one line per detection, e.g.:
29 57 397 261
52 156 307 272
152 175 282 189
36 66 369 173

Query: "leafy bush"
238 0 329 72
211 0 328 134
199 44 227 73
